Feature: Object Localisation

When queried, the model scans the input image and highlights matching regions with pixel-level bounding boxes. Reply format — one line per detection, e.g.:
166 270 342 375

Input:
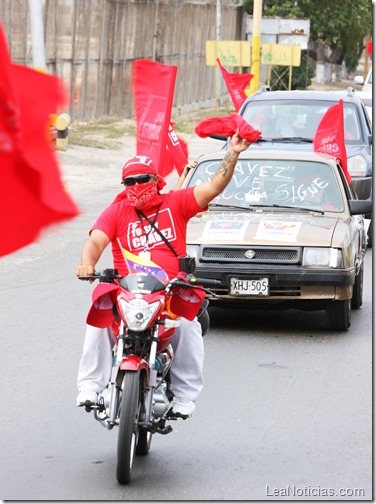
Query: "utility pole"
215 0 222 112
28 0 46 70
249 0 262 94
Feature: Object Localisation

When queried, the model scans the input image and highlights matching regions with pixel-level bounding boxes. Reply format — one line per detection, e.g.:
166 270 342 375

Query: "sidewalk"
308 76 360 92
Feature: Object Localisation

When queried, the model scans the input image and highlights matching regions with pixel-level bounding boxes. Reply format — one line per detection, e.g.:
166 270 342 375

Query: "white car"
356 91 372 124
354 68 372 94
184 149 371 331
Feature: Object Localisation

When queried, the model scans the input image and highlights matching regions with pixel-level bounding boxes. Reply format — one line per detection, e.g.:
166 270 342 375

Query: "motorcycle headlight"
118 298 161 331
303 248 342 268
347 155 367 177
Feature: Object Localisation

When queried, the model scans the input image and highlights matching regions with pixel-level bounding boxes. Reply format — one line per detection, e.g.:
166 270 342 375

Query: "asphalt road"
0 136 372 501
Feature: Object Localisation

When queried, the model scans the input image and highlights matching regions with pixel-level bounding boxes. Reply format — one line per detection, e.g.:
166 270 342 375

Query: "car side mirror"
354 75 364 85
349 199 372 215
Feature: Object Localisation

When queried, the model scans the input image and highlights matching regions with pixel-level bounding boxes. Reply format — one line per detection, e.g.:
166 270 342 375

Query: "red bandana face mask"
124 181 160 209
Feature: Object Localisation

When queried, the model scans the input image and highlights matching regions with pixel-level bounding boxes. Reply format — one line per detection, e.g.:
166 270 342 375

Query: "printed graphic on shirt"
127 208 177 252
117 239 169 280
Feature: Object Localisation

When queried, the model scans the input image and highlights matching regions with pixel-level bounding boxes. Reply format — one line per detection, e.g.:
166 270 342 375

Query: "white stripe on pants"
77 317 204 401
169 317 204 401
77 325 113 393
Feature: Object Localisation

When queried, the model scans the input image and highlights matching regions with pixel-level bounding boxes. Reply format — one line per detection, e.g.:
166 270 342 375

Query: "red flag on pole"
216 58 253 111
133 59 177 174
162 123 189 178
0 24 79 257
313 99 351 183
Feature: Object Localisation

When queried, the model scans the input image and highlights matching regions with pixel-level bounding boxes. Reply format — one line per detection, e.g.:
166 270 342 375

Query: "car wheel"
351 263 364 309
325 299 351 331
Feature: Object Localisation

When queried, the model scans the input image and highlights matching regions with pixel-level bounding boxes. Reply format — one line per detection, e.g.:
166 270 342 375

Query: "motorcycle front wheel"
116 371 140 484
136 372 152 455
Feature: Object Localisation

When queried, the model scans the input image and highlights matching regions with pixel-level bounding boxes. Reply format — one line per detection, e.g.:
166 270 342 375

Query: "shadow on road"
208 305 329 332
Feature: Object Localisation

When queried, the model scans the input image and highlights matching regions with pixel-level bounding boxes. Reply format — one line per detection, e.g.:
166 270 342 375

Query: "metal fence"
0 0 245 121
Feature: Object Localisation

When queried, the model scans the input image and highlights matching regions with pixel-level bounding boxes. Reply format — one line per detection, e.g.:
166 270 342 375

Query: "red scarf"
124 181 162 210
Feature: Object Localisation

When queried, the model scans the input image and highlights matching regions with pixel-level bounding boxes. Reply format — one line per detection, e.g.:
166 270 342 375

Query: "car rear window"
189 159 344 212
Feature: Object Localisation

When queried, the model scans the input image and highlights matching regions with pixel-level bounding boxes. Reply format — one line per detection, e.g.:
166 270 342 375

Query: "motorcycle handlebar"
77 269 221 289
77 269 122 282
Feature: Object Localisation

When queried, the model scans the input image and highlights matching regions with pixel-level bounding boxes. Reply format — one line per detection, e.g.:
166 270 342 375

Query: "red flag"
195 113 261 143
162 123 189 178
0 24 79 257
133 59 177 174
216 58 253 111
313 99 351 183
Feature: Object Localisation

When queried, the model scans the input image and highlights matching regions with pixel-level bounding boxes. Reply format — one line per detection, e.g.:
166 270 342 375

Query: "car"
216 86 372 244
356 91 372 125
183 149 371 331
236 87 372 204
354 67 372 94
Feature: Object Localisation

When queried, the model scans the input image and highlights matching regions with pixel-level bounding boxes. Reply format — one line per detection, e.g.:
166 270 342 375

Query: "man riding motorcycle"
76 131 252 418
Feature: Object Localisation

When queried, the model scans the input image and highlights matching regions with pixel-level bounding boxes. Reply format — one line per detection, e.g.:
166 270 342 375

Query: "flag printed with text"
313 99 351 183
162 123 189 177
133 59 177 175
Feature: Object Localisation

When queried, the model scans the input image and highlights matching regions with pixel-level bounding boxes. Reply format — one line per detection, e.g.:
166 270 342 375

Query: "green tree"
243 0 372 72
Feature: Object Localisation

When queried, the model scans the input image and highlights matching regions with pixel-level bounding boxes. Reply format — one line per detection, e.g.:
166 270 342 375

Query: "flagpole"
216 0 221 113
249 0 263 95
28 0 47 71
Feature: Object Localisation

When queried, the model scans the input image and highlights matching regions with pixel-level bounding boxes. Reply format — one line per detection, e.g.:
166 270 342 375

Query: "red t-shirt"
90 187 203 278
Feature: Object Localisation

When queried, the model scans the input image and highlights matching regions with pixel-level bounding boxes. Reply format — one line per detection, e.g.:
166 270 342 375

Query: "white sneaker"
77 390 98 407
171 398 195 417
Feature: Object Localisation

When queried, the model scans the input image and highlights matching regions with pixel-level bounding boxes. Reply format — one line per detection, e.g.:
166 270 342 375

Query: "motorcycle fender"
120 355 149 372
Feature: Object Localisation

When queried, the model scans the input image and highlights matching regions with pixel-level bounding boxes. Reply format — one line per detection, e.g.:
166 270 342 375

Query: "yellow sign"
261 44 301 67
206 40 251 67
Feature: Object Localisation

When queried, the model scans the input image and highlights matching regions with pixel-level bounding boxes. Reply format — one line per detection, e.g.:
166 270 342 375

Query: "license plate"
229 277 269 296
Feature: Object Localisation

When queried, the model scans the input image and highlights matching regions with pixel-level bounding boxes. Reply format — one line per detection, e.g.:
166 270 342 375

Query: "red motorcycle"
79 261 217 485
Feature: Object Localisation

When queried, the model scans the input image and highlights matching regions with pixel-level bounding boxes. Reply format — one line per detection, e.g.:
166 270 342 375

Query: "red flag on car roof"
313 99 351 183
133 59 178 176
216 58 253 111
0 24 79 258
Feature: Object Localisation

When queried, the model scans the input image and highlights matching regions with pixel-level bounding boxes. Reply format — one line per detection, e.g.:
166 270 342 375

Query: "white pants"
77 317 204 402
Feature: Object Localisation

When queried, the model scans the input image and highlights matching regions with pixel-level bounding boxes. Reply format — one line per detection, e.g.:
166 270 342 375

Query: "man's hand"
174 160 198 190
230 131 251 154
76 264 95 280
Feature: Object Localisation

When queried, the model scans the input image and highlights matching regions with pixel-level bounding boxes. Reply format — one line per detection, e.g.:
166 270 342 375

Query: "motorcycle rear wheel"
116 371 140 484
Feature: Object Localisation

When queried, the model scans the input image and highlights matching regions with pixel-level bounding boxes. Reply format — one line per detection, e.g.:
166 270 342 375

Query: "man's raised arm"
193 132 251 209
